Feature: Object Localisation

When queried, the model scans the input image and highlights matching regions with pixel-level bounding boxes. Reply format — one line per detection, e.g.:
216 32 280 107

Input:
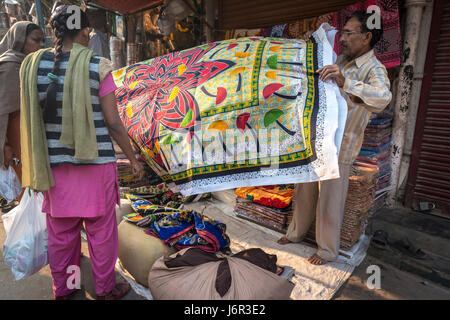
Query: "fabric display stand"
354 114 393 215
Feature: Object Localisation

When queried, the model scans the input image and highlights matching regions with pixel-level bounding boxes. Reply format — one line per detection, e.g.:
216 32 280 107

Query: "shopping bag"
0 165 22 203
2 188 48 280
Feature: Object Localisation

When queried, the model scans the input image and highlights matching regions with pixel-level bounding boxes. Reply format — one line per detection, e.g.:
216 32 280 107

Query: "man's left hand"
316 64 345 88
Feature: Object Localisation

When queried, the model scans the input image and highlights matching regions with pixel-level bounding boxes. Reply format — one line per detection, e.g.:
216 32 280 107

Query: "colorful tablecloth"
112 24 347 196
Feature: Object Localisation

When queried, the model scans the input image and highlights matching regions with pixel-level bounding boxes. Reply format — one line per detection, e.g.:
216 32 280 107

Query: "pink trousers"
46 209 118 296
43 162 120 297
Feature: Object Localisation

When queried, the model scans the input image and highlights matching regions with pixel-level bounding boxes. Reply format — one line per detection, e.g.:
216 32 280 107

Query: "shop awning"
89 0 164 14
218 0 360 30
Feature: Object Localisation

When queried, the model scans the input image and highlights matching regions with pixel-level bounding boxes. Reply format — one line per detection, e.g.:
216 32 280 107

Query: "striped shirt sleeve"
343 65 392 113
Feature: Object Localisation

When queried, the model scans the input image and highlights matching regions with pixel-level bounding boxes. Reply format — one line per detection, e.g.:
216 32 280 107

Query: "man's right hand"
303 31 313 41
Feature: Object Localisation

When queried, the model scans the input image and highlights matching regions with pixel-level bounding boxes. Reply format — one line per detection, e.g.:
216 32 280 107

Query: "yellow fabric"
235 185 294 209
59 43 98 160
336 50 392 164
19 48 54 191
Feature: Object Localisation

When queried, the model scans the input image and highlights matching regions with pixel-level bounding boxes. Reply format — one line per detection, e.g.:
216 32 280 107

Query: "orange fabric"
235 185 294 209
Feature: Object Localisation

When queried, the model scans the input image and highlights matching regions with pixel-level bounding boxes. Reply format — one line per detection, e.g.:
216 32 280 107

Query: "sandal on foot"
96 282 130 300
392 237 427 260
54 289 80 300
277 237 292 245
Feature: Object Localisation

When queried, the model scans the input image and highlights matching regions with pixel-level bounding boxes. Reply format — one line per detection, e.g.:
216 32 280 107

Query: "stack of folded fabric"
355 116 393 215
233 185 294 233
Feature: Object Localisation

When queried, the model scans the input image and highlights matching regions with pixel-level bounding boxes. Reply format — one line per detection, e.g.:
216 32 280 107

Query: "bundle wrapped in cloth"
148 247 294 300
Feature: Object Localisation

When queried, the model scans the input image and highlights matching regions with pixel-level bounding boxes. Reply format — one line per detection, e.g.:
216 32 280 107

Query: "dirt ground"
1 205 450 300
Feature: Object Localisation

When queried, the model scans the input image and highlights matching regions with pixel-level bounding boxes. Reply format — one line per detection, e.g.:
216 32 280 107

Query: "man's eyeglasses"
338 30 363 38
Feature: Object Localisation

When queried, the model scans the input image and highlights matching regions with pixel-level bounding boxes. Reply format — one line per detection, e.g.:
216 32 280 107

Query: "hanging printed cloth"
332 0 402 69
112 24 347 196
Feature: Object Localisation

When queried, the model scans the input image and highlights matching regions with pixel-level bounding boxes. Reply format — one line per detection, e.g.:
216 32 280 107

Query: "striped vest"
37 51 116 166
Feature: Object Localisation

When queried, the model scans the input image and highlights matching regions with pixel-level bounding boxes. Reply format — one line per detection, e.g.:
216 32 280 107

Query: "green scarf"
59 43 98 159
20 44 98 191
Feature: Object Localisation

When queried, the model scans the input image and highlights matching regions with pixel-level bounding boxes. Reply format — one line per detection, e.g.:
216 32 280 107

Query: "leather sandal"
96 282 130 300
54 289 80 300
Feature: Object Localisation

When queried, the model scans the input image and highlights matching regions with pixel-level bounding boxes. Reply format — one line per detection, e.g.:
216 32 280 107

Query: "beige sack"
148 248 294 300
115 199 133 225
118 221 177 286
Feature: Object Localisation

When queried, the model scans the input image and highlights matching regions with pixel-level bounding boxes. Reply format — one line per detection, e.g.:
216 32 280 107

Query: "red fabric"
258 0 402 69
332 0 402 69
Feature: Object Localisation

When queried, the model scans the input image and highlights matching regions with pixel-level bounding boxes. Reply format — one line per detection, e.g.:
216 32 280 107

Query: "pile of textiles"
121 182 212 225
233 185 294 233
121 190 227 253
304 165 378 251
355 115 393 214
226 0 402 69
114 142 162 188
145 209 231 253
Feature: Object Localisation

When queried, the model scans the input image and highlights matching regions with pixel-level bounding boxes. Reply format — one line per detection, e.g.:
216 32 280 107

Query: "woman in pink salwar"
20 5 144 300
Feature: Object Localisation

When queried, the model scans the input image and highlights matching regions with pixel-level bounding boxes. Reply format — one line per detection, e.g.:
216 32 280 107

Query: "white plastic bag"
2 188 48 280
0 165 22 203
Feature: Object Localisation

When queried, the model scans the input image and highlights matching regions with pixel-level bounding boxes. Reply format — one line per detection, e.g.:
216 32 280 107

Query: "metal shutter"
406 0 450 217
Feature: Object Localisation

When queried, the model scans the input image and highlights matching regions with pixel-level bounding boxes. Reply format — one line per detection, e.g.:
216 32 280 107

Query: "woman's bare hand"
131 160 144 180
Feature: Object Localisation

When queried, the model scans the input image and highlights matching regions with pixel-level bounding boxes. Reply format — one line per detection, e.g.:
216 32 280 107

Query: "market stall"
79 0 402 300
